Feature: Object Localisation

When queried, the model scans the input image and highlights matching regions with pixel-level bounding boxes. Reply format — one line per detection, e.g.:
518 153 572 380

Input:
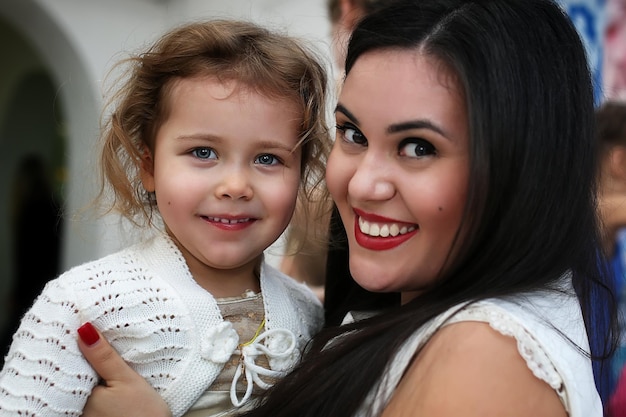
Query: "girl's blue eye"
255 154 280 166
192 148 216 159
336 123 367 145
400 139 437 158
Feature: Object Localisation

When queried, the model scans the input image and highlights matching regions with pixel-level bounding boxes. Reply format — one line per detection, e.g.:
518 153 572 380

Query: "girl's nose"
215 169 254 200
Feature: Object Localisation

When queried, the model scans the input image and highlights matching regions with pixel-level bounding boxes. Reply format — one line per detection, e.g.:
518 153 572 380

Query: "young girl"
0 19 330 417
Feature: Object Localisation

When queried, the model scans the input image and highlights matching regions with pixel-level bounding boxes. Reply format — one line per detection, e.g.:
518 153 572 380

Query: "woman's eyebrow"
337 103 450 139
388 120 447 138
335 103 359 124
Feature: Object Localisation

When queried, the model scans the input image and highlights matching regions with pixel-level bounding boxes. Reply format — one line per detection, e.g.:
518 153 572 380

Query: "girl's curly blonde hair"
97 19 332 231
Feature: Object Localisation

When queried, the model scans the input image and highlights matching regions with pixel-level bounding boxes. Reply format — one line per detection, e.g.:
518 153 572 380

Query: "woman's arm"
77 322 172 417
382 322 567 417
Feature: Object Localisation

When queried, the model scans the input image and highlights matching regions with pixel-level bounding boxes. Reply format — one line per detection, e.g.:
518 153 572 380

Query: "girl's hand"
77 322 172 417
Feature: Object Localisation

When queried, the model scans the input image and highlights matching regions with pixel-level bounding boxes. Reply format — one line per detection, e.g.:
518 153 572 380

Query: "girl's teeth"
209 217 250 224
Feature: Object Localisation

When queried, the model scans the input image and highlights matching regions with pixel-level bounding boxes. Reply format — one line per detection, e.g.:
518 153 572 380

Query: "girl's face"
326 49 470 303
142 76 302 294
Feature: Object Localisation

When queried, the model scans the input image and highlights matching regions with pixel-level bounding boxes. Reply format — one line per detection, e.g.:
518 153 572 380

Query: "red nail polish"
78 322 100 346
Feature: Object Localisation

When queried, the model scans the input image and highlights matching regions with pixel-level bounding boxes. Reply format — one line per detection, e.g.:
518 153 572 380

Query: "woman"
77 0 616 415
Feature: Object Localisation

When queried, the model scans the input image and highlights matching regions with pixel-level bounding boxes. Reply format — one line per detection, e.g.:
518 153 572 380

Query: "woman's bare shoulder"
382 321 567 417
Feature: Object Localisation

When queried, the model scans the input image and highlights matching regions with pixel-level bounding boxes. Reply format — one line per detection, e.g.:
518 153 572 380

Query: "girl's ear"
140 147 156 192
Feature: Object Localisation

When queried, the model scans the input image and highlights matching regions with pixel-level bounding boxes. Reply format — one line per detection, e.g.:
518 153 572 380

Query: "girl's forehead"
163 76 302 116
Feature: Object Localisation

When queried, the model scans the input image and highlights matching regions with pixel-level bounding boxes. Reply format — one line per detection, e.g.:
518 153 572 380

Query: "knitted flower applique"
263 329 300 372
201 322 239 364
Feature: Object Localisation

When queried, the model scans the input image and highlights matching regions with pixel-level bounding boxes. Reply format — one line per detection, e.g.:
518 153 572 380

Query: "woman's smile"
353 208 418 250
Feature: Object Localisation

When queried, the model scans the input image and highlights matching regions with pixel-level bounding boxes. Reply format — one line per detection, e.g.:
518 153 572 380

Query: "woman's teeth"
358 217 416 237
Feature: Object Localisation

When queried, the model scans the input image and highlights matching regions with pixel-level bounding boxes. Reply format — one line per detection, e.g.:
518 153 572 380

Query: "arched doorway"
0 16 67 354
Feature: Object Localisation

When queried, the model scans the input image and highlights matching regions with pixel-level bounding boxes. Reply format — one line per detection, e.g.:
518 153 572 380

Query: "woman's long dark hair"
243 0 618 415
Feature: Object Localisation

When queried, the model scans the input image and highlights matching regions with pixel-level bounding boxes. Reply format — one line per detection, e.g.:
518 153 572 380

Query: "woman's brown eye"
400 139 436 157
336 123 366 145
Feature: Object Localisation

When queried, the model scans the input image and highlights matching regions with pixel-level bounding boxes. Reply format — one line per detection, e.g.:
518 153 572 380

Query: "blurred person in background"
0 154 62 366
603 0 626 101
596 101 626 416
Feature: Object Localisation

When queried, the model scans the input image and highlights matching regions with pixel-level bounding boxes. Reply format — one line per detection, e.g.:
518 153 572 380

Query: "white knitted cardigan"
0 233 324 417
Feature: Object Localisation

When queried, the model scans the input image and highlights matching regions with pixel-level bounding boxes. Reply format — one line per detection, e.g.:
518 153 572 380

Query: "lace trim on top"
446 303 569 413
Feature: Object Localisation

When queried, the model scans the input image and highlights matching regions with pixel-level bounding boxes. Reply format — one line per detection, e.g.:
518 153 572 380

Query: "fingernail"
78 322 100 346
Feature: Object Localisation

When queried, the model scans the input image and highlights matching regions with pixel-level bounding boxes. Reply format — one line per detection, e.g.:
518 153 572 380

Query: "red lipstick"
352 209 418 251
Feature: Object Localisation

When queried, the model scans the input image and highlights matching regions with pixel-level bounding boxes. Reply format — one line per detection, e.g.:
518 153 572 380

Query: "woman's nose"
348 152 396 202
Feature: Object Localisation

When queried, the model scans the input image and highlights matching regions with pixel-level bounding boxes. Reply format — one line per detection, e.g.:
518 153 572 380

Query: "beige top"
183 290 273 417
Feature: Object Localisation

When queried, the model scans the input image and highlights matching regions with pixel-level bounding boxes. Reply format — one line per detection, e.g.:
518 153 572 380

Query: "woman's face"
326 49 470 303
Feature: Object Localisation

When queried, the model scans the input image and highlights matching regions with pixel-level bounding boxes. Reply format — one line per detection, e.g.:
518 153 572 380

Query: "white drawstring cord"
229 327 297 407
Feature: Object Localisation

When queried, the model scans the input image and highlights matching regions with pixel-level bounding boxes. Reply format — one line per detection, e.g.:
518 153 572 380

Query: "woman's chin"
349 265 398 294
